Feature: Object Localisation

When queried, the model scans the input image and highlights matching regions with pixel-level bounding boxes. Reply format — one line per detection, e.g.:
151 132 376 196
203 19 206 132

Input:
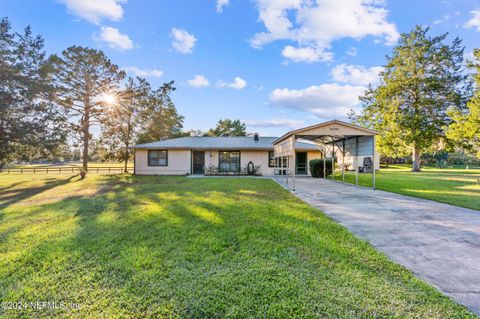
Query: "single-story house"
132 134 322 176
132 120 380 177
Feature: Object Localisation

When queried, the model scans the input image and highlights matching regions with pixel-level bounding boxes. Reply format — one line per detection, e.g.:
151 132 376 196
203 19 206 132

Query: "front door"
192 151 205 174
296 152 307 175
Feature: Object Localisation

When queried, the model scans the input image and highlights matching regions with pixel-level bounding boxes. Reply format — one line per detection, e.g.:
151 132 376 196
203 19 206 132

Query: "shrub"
309 158 333 178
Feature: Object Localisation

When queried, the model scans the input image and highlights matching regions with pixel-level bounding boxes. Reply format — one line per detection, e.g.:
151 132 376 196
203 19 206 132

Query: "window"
148 150 168 166
268 151 275 167
269 151 287 167
219 151 240 172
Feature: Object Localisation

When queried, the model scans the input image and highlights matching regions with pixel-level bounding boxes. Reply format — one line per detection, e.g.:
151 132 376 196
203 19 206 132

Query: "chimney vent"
254 133 259 141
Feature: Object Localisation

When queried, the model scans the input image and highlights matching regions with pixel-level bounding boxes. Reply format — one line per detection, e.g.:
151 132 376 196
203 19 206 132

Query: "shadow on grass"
0 175 79 212
0 176 476 318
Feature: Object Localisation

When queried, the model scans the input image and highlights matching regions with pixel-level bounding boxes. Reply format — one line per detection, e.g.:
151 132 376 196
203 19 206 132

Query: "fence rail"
0 166 134 174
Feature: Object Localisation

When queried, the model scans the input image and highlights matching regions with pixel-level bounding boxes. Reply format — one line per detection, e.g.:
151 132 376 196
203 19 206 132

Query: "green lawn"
0 174 475 318
8 162 132 168
333 164 480 210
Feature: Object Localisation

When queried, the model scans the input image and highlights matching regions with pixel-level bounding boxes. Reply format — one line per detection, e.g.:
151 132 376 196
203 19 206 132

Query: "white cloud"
346 47 358 56
95 26 133 50
216 0 229 13
465 10 480 31
250 0 399 62
62 0 126 24
434 12 459 25
282 45 333 63
187 75 210 88
331 64 384 86
123 66 163 78
269 83 366 118
218 77 247 90
246 118 305 129
433 15 449 25
171 28 197 54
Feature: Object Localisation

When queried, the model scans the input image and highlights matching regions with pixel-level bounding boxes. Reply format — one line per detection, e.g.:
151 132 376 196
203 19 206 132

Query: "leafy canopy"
0 17 66 165
135 80 184 143
446 49 480 157
352 25 467 170
207 119 247 137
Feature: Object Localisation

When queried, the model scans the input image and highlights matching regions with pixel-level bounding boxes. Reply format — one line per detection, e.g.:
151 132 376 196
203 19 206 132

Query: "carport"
273 120 379 191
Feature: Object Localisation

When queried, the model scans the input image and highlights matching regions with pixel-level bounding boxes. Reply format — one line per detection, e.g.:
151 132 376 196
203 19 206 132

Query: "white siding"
241 150 274 175
135 149 191 175
135 149 323 176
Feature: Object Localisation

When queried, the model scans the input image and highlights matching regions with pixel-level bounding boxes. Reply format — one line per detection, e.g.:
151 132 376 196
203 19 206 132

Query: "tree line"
0 17 248 176
351 25 480 171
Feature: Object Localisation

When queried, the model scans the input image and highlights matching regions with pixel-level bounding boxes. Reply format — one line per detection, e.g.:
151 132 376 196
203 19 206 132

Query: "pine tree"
49 46 125 177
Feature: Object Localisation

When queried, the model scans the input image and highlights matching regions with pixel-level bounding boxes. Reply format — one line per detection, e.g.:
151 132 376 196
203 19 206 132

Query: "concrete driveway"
287 177 480 315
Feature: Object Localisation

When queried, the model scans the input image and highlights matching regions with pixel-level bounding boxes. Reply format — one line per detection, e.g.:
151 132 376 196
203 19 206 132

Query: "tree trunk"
81 106 90 179
412 145 421 172
124 149 129 173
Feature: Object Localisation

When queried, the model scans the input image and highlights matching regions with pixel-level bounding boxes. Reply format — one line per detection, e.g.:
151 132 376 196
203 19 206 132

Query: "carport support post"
274 157 277 181
292 149 297 191
331 141 335 181
355 137 359 187
372 135 376 190
323 145 326 179
285 156 290 186
342 139 345 183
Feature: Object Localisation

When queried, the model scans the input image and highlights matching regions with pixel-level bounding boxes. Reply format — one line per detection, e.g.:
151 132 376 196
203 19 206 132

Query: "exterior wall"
135 149 191 175
135 148 323 176
240 150 274 175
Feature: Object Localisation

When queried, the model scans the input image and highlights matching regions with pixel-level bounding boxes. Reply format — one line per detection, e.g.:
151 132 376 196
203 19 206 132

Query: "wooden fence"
0 166 134 174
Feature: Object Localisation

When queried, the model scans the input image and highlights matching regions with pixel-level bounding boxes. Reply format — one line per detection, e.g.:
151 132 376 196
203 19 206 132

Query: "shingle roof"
133 136 318 151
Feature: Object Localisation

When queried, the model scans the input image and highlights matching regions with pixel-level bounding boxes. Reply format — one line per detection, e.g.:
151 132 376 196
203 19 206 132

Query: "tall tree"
447 49 480 158
206 119 247 137
0 17 66 166
351 26 467 171
49 46 125 177
136 81 184 143
100 77 149 172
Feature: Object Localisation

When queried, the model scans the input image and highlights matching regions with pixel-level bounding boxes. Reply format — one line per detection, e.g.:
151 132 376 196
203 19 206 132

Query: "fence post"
34 168 36 174
21 168 23 174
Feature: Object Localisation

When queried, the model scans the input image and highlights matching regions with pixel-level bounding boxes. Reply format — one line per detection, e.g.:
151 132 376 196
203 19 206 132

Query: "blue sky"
1 0 480 136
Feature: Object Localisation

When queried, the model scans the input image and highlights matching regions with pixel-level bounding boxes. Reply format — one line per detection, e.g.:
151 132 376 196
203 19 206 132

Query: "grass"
0 174 476 318
9 162 132 168
333 164 480 211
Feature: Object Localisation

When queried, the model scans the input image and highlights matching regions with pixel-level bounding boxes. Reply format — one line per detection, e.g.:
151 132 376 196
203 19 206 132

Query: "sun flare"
102 93 117 106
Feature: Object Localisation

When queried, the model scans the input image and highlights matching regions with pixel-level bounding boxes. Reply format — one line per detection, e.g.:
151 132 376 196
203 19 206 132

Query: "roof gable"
274 120 378 145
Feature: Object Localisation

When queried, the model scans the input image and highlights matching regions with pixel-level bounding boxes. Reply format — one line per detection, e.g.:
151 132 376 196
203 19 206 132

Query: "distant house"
132 134 322 176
